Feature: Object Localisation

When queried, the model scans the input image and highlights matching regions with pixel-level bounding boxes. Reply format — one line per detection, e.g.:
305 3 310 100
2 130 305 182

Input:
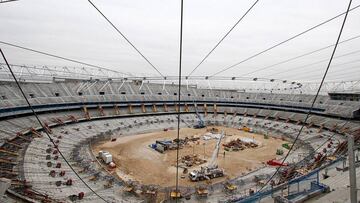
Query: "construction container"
156 144 165 153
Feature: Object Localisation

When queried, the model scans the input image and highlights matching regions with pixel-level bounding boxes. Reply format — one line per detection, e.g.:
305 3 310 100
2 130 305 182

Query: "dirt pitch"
92 126 286 187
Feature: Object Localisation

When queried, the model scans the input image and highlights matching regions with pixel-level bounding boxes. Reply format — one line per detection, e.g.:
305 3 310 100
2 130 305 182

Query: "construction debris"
123 180 137 194
276 149 284 155
203 132 223 140
141 184 158 197
223 138 258 151
180 154 206 167
104 179 113 189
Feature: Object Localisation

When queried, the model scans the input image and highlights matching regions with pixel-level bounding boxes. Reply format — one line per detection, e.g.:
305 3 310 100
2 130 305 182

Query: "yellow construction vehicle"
224 181 237 193
238 126 251 132
195 185 209 197
170 190 181 199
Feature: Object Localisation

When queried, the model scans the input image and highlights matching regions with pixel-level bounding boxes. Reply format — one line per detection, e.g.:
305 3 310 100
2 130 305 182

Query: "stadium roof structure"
1 62 359 95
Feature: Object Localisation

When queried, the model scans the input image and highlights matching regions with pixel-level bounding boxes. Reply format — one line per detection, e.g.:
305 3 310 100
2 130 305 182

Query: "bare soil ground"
92 126 285 187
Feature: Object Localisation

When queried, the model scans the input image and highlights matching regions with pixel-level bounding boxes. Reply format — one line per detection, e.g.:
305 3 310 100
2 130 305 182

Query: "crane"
189 130 225 181
208 130 224 167
193 102 205 129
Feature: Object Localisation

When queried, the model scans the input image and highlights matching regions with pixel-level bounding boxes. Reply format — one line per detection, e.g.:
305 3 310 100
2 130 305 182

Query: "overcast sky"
0 0 359 82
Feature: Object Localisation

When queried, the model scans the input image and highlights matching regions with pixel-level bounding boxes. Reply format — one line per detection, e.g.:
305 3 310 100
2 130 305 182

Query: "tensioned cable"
210 3 360 77
0 48 110 203
306 69 360 81
265 50 360 78
242 34 360 76
87 0 165 79
175 0 184 199
274 58 360 81
283 59 360 80
0 41 131 76
0 0 19 3
326 66 360 77
187 0 260 77
255 0 352 195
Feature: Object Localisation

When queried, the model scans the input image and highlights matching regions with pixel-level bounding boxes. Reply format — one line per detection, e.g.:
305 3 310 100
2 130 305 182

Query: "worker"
223 151 226 158
78 192 84 200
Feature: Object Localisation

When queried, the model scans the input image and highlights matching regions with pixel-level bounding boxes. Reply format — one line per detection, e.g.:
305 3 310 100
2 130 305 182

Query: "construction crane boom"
193 101 205 128
208 130 224 167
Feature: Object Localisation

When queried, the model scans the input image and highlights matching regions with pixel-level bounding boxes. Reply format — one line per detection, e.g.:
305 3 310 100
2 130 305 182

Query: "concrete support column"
348 134 357 203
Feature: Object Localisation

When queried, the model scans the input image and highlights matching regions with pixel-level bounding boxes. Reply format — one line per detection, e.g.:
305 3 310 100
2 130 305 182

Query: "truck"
189 130 225 182
189 165 224 181
98 151 113 164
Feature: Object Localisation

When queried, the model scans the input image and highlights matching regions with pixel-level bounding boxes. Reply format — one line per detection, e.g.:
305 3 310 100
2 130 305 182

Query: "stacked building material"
223 138 258 151
180 154 206 167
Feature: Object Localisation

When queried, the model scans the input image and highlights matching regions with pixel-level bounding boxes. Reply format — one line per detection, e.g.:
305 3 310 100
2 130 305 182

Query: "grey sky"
0 0 359 82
